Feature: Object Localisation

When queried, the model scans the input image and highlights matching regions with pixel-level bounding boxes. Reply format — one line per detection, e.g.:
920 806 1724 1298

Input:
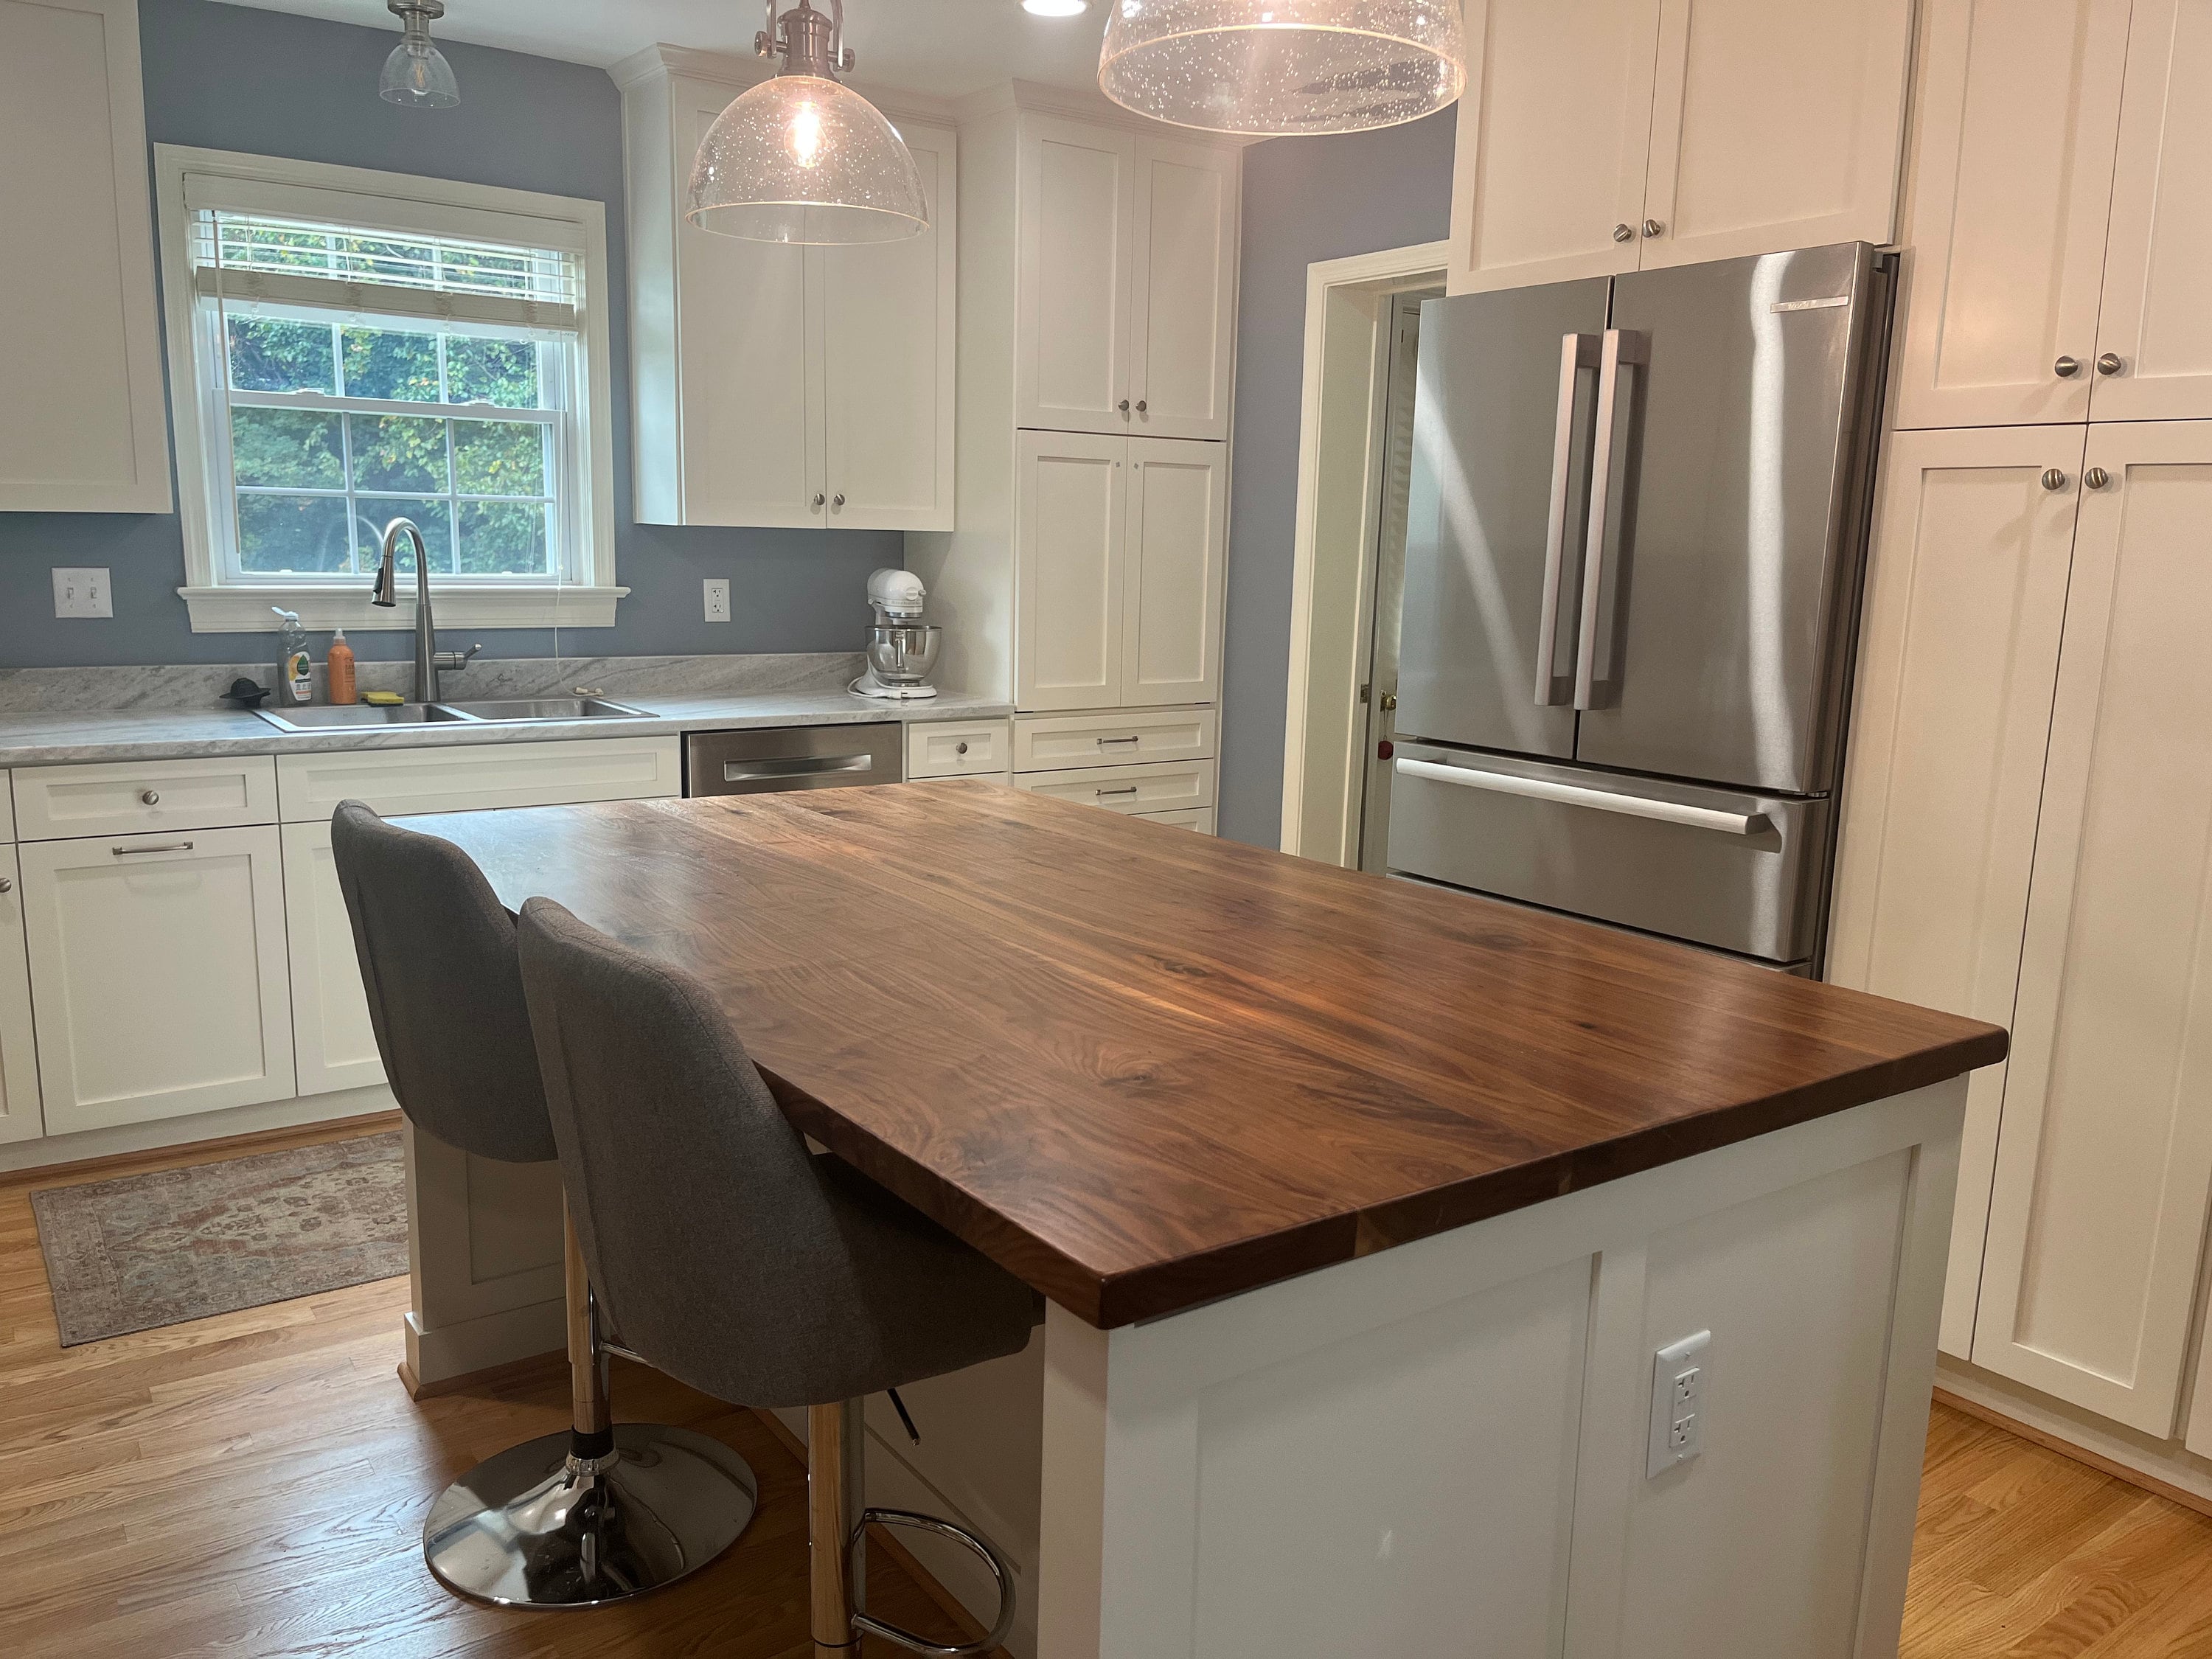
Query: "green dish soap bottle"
274 608 313 706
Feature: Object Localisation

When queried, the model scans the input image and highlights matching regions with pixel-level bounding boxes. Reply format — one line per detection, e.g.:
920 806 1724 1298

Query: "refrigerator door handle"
1573 327 1649 711
1394 756 1773 836
1536 333 1603 707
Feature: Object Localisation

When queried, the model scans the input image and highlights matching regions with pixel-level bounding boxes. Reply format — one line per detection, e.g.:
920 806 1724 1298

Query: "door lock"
1380 689 1398 712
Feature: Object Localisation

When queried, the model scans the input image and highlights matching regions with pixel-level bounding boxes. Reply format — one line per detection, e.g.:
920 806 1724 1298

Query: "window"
156 148 623 631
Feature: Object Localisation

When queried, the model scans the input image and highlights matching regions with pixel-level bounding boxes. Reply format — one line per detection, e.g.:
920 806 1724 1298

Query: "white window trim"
154 145 627 632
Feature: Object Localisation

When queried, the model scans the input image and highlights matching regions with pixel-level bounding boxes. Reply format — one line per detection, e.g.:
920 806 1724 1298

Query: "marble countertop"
0 689 1015 769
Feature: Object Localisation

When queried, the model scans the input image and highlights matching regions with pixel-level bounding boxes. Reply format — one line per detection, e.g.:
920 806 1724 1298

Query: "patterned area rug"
31 1133 408 1346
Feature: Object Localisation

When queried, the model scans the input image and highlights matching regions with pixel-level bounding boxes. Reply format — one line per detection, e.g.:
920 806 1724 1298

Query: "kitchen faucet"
369 517 481 703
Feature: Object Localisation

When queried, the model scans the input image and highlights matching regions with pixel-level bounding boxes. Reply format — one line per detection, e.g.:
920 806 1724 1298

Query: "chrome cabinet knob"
2054 355 2081 377
1641 218 1664 237
2097 352 2124 376
832 493 845 509
1135 399 1147 413
811 493 826 509
2084 466 2111 490
0 877 12 894
1613 223 1635 243
956 741 969 755
2041 467 2069 491
141 789 159 805
1117 399 1130 415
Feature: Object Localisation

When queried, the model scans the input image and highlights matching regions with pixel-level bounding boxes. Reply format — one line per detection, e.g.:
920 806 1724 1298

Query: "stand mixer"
851 568 942 700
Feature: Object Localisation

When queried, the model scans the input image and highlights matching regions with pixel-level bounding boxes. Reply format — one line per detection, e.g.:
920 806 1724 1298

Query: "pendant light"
1099 0 1466 136
380 0 460 108
687 1 928 245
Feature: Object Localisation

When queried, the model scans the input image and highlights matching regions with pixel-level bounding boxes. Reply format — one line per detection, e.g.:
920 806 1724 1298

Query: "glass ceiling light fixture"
380 0 460 108
686 0 928 246
1023 0 1091 15
1099 0 1467 135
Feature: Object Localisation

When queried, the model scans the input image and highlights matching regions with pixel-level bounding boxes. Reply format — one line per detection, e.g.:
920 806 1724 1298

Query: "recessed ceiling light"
1023 0 1090 16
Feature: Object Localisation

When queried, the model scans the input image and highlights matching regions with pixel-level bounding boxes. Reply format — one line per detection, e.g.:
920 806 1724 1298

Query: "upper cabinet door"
1826 425 2083 1360
1891 0 2130 430
2090 0 2212 421
1638 0 1914 269
1017 430 1127 712
1128 138 1238 441
1974 421 2212 1436
1018 116 1137 435
0 0 170 513
1122 438 1229 706
821 118 958 530
1447 0 1660 295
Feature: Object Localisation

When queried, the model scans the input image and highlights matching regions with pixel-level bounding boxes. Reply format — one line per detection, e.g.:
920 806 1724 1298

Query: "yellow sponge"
362 690 403 706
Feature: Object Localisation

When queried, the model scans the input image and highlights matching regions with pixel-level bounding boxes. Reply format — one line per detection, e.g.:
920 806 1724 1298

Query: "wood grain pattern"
412 782 2008 1327
0 1121 998 1659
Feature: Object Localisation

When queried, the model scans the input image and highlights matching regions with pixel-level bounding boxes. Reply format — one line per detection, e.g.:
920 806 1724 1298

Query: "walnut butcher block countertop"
415 782 2008 1328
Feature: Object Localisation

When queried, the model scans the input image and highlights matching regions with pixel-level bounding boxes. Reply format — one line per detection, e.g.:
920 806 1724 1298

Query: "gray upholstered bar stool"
514 895 1041 1658
330 801 760 1609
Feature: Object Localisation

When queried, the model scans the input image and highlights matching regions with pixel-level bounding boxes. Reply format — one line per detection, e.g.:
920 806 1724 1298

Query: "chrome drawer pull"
1096 785 1140 799
1096 734 1141 746
113 841 195 856
1393 757 1769 836
722 754 874 782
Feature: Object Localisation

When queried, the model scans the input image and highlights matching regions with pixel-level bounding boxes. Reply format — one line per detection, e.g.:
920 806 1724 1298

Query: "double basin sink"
256 697 652 733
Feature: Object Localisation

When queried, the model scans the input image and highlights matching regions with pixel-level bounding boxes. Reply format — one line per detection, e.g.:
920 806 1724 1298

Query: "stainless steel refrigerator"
1385 242 1896 973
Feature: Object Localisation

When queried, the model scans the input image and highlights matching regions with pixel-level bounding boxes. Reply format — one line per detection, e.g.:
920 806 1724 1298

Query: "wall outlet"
53 567 112 619
703 577 731 623
1647 1329 1710 1478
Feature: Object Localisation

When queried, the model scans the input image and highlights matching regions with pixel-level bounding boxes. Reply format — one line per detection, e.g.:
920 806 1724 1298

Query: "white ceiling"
210 0 1113 97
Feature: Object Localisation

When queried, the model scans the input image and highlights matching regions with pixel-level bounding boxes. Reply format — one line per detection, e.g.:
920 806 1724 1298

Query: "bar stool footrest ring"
852 1506 1017 1656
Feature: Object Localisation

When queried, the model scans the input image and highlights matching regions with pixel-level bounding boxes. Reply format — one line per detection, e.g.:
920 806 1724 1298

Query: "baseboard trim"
1934 1378 2212 1522
0 1106 401 1186
398 1346 566 1402
405 1298 566 1391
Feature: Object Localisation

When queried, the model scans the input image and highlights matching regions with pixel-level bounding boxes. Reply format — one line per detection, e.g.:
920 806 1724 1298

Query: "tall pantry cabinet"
910 88 1237 831
1833 0 2212 1481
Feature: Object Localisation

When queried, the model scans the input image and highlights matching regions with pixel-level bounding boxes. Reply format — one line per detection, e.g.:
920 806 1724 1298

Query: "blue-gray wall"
0 0 894 667
1217 110 1457 847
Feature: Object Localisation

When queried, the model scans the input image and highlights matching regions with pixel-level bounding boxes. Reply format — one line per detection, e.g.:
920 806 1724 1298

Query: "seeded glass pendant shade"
1099 0 1466 135
380 0 460 108
687 1 928 245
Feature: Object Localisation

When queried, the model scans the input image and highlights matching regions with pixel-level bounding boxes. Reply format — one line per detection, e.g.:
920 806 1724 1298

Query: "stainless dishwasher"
684 723 904 796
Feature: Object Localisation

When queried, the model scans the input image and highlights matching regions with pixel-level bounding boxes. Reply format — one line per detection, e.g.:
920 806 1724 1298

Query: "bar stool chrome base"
424 1424 758 1609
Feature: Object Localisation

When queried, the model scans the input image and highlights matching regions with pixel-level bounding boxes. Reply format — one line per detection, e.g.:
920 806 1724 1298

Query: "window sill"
178 585 629 633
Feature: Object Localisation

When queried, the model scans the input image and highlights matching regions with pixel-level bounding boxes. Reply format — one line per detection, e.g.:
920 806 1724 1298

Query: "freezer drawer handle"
1393 758 1770 837
1537 333 1603 707
722 754 875 782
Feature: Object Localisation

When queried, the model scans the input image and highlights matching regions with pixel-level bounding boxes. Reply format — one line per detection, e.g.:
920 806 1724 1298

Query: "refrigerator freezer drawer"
1385 745 1832 963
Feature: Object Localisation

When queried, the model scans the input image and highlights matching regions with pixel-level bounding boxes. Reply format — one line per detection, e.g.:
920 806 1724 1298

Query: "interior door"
1574 243 1880 793
1121 437 1228 707
1017 116 1135 436
2088 0 2212 422
819 118 956 530
1128 138 1237 441
1974 420 2212 1435
1394 278 1612 759
1016 430 1127 712
1890 0 2129 430
1360 294 1430 874
1638 0 1913 268
1826 425 2084 1360
1448 0 1661 295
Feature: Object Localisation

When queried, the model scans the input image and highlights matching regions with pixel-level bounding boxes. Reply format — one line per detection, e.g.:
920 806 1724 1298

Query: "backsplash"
0 653 865 714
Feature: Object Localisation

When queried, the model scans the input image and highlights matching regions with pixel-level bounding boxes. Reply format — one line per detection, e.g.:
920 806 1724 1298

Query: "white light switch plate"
703 577 731 622
1647 1329 1710 1478
53 567 112 619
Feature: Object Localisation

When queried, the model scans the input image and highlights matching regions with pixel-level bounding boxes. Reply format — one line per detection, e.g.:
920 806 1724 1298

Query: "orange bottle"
325 628 357 705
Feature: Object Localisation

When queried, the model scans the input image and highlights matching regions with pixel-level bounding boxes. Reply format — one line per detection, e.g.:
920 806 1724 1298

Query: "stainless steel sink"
257 696 651 733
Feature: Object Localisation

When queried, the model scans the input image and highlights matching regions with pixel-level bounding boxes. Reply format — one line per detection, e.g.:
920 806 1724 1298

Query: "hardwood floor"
1905 1401 2212 1657
13 1121 2212 1658
0 1121 993 1659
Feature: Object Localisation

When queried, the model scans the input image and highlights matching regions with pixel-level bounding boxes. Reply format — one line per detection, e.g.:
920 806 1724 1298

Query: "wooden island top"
414 781 2007 1328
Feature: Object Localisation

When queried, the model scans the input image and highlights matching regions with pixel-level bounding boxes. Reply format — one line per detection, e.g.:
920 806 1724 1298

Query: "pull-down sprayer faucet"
370 517 481 703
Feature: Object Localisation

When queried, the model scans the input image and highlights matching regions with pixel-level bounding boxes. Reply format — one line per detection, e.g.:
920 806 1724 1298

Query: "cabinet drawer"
907 720 1012 779
278 736 682 822
1011 759 1216 815
13 755 278 841
1013 707 1216 772
1137 806 1215 835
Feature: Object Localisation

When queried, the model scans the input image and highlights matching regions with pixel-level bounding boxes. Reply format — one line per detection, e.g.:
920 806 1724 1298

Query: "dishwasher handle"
722 753 878 783
1393 757 1770 836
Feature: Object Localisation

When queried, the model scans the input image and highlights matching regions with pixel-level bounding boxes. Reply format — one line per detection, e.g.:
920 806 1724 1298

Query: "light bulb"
787 101 824 167
1023 0 1090 15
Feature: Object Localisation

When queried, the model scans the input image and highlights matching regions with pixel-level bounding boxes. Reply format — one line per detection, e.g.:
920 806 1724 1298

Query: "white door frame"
1279 240 1450 862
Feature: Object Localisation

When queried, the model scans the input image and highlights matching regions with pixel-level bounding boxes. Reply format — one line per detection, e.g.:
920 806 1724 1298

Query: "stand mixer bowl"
865 623 942 685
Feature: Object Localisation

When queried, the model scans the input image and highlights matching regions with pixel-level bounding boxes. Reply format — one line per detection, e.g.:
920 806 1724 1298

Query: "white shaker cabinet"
21 827 294 1137
620 49 956 529
0 0 170 513
1890 0 2130 428
1016 117 1237 440
282 821 383 1099
1972 422 2212 1435
1121 437 1229 707
1827 426 2083 1359
0 835 43 1147
1447 0 1911 294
